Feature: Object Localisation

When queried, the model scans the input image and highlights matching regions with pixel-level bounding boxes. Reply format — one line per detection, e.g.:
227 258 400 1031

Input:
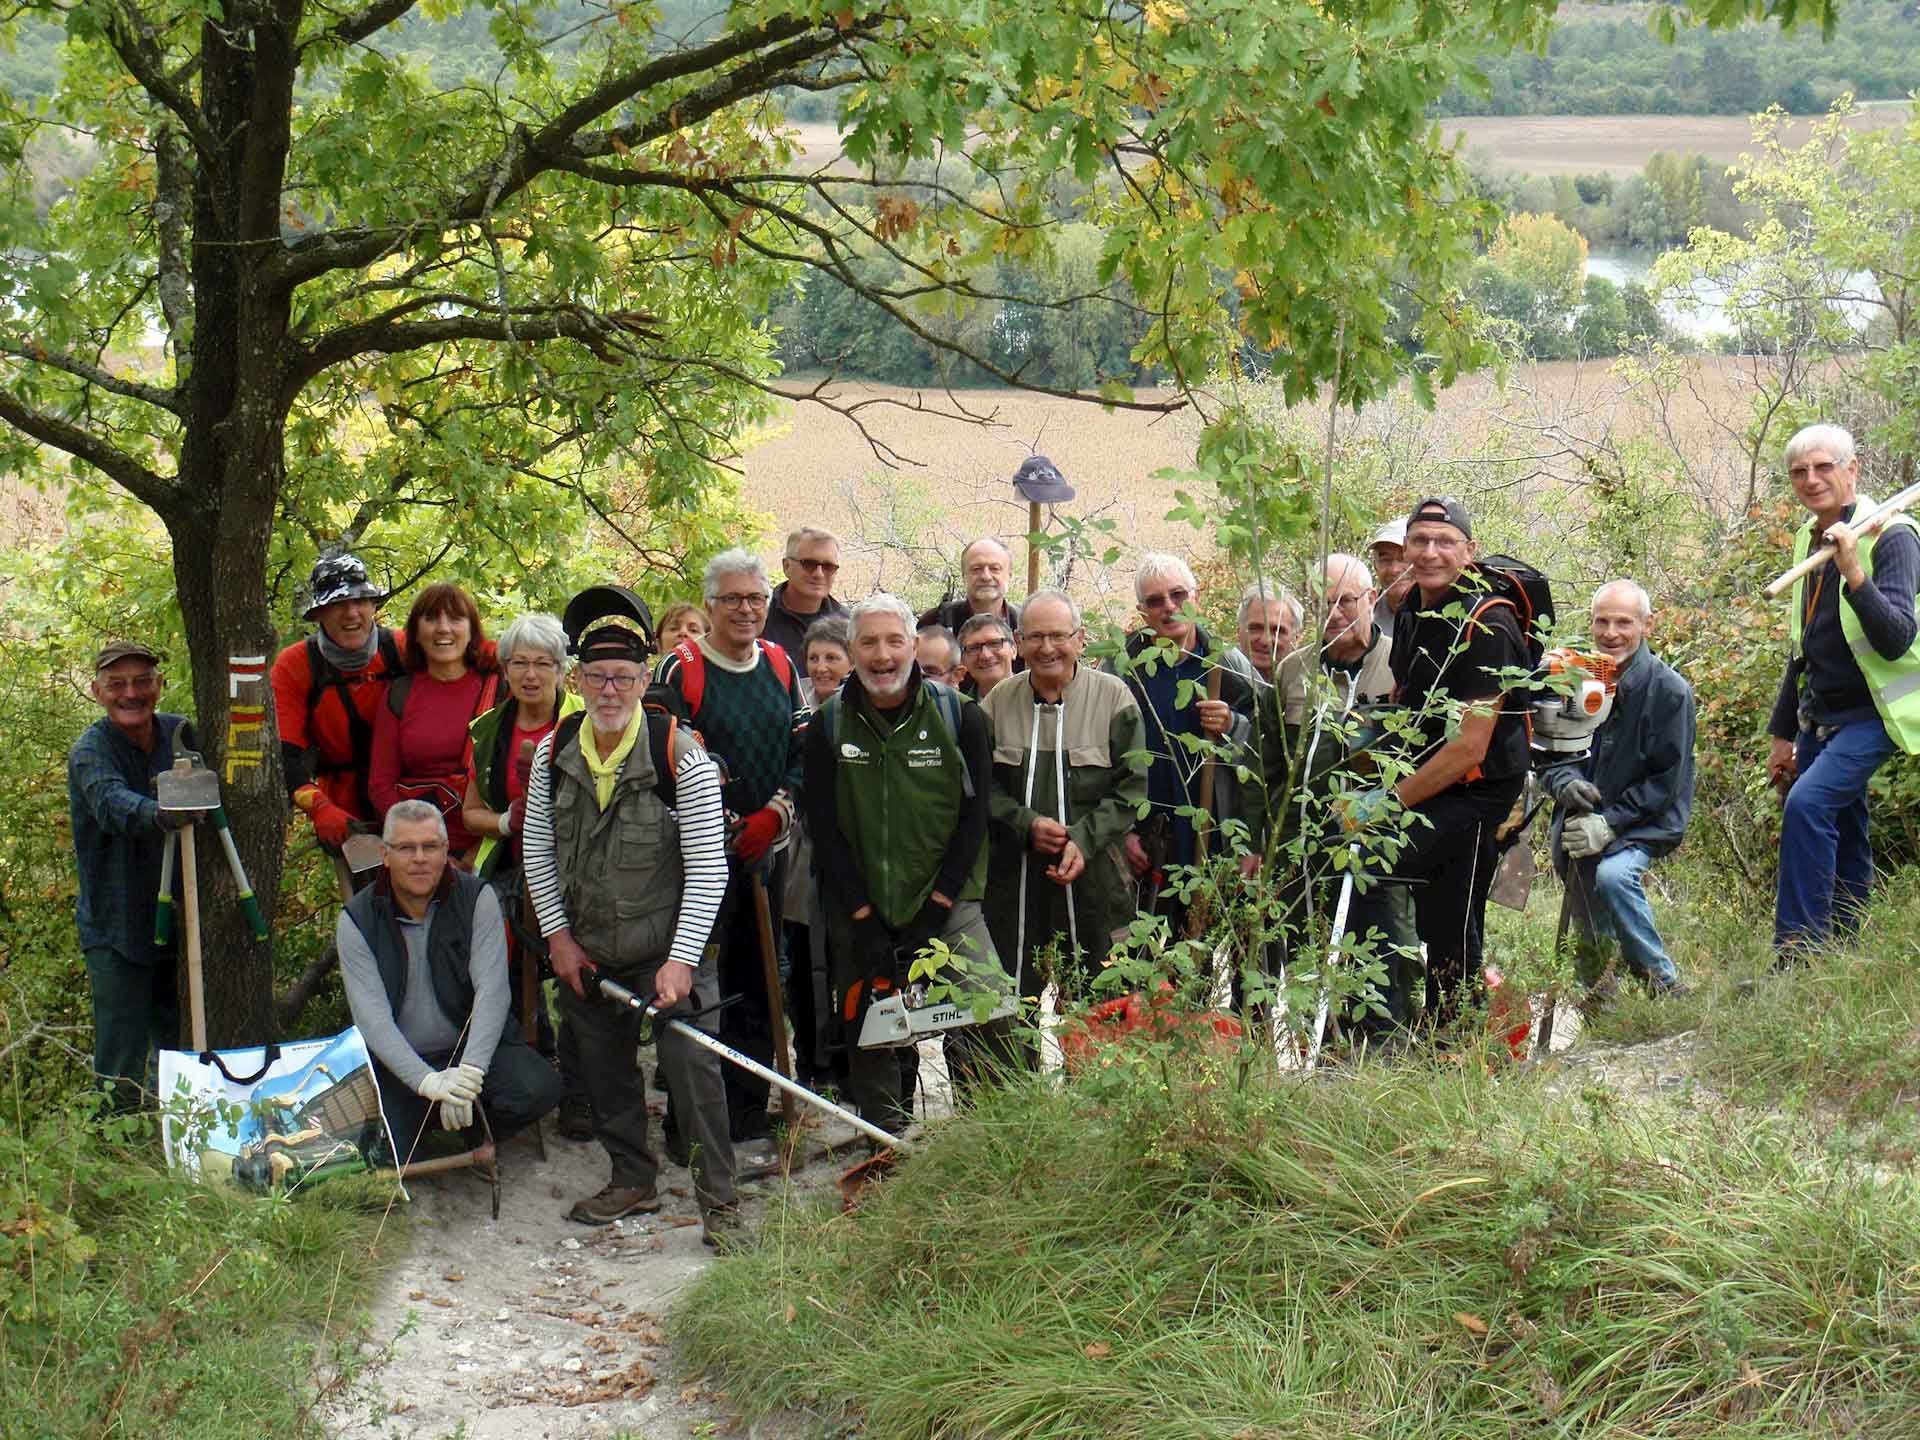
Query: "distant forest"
1433 0 1920 116
2 0 1917 114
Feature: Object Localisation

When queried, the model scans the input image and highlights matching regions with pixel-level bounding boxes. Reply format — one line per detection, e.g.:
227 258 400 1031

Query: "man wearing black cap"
67 641 200 1109
521 614 741 1242
1362 497 1531 1030
270 553 405 853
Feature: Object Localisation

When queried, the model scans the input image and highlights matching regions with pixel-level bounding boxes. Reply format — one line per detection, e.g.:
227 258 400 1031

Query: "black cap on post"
1012 455 1074 504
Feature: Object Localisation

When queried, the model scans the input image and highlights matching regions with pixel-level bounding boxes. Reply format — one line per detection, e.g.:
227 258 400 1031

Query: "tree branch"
0 336 185 416
105 1 222 164
276 14 863 288
152 124 195 356
0 389 176 509
309 0 417 51
285 306 656 397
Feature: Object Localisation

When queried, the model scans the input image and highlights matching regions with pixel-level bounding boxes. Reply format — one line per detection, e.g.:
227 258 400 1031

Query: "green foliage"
677 1049 1920 1437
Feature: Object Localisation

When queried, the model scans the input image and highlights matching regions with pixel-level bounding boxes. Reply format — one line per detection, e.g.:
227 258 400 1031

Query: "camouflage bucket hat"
303 553 387 619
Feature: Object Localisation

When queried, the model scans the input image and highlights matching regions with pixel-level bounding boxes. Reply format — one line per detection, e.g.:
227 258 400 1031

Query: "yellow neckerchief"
578 703 644 810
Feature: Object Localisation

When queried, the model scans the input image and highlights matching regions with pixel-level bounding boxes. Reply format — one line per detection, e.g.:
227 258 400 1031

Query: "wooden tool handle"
1764 478 1920 597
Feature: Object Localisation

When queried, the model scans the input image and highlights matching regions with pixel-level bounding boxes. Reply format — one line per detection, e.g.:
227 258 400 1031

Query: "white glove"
417 1063 485 1106
1563 814 1614 859
439 1095 476 1131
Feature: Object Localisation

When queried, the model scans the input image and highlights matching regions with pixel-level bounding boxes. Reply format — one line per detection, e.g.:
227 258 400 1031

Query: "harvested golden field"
736 356 1768 617
1441 107 1908 177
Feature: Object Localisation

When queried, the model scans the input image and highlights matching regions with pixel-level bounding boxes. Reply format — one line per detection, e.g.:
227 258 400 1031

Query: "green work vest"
824 681 986 929
1790 493 1920 755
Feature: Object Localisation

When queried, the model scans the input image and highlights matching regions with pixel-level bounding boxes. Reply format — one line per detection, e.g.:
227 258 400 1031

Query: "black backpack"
548 707 681 809
1464 555 1554 667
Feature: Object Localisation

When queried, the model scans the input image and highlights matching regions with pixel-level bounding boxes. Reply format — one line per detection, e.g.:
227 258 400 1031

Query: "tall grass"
676 1048 1920 1438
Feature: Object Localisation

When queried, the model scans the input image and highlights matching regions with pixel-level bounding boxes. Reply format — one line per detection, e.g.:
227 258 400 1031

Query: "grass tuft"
677 1047 1920 1438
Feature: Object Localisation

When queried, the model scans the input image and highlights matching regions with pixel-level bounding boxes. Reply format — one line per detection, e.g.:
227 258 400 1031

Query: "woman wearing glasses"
463 613 583 882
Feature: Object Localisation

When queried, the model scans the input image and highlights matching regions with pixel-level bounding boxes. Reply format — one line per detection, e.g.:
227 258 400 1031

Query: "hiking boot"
1649 977 1694 999
567 1183 662 1225
556 1097 595 1142
701 1204 746 1252
735 1137 782 1183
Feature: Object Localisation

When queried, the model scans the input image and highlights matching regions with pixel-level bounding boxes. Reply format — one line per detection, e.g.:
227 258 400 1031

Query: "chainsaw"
856 979 1018 1049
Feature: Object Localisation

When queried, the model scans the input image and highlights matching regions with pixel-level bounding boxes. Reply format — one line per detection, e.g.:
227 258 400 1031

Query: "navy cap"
1406 495 1472 540
1012 454 1075 504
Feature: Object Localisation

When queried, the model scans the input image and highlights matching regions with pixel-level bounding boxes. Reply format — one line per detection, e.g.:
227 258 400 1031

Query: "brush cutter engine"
857 981 1018 1049
1530 647 1618 763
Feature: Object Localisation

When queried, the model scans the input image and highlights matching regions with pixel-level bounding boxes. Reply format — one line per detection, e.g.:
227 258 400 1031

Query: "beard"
860 666 910 702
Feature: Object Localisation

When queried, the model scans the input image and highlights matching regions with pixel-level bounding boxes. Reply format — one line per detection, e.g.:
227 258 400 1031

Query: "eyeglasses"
1023 630 1080 647
963 638 1014 656
713 593 770 611
787 557 840 575
580 670 641 692
98 672 160 696
1325 593 1369 611
505 657 559 674
386 840 447 857
1140 588 1191 611
1788 460 1843 482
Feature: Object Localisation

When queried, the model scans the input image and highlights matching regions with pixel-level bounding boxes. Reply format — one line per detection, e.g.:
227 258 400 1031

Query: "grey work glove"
1563 814 1614 859
438 1095 476 1131
1559 779 1605 816
417 1063 485 1106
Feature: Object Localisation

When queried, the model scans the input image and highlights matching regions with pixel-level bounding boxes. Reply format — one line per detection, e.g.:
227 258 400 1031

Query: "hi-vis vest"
1790 493 1920 755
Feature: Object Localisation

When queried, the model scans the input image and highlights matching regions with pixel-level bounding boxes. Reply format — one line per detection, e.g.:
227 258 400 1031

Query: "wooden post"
1026 499 1042 595
179 823 207 1052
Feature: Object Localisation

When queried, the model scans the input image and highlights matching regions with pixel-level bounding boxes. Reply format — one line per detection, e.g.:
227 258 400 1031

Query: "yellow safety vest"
1789 493 1920 755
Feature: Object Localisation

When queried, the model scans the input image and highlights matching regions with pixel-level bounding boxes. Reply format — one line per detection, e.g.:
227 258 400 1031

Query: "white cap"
1369 517 1408 550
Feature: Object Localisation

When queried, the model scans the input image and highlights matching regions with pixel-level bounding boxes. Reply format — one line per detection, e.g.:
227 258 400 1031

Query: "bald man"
1542 579 1694 998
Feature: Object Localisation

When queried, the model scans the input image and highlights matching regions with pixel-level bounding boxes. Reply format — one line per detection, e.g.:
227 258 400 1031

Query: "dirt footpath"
324 1067 892 1440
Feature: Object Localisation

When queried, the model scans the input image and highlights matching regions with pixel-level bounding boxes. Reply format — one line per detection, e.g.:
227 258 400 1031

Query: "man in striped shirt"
521 622 739 1243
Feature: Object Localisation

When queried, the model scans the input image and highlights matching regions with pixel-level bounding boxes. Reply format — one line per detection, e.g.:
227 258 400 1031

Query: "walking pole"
750 872 800 1132
585 964 906 1151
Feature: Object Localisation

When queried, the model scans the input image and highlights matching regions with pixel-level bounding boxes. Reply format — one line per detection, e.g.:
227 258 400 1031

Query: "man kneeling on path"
338 801 562 1162
804 593 1009 1133
1544 580 1695 998
521 620 741 1242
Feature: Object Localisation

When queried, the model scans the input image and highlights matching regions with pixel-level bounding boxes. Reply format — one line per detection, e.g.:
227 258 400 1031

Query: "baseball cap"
94 639 160 671
1369 517 1408 550
303 553 387 619
1012 454 1075 504
1406 496 1472 540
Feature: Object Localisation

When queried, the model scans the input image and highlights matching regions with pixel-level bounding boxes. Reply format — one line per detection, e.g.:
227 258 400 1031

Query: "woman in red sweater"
370 583 499 862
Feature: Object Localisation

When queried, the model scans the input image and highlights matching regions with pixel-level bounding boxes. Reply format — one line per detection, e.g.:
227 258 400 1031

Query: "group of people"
68 422 1920 1243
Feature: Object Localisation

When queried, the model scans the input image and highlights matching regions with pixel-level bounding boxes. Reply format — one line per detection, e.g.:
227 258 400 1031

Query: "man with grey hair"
337 800 561 1163
803 592 1004 1131
920 536 1023 638
523 613 739 1235
916 624 961 685
1221 579 1301 689
1766 422 1920 957
1116 552 1254 935
983 589 1147 1006
1542 578 1695 996
764 526 848 658
655 547 805 1145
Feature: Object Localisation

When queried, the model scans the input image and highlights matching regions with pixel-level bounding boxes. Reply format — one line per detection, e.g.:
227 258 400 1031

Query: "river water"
1587 248 1879 339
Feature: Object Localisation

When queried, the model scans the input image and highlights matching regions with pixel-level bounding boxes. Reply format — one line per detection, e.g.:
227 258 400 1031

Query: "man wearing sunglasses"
762 526 849 659
67 640 200 1110
1768 423 1920 958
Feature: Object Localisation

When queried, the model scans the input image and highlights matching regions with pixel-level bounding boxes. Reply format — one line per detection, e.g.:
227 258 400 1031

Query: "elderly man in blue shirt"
67 640 199 1110
1544 580 1696 997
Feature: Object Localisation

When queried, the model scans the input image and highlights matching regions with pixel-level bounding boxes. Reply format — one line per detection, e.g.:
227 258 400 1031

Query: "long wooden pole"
1026 500 1042 594
1765 478 1920 597
180 824 207 1052
750 874 799 1132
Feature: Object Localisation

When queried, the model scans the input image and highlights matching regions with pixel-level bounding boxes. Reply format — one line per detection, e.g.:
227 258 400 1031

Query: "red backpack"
667 637 794 719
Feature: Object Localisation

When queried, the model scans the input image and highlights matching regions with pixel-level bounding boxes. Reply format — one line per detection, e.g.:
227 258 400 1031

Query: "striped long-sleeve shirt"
520 727 729 969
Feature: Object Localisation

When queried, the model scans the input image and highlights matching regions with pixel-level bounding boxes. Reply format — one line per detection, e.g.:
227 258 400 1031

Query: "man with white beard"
803 593 1006 1133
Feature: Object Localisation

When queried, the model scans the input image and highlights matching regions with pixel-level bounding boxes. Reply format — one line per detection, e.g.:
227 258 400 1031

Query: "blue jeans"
1565 846 1678 986
1775 715 1896 952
